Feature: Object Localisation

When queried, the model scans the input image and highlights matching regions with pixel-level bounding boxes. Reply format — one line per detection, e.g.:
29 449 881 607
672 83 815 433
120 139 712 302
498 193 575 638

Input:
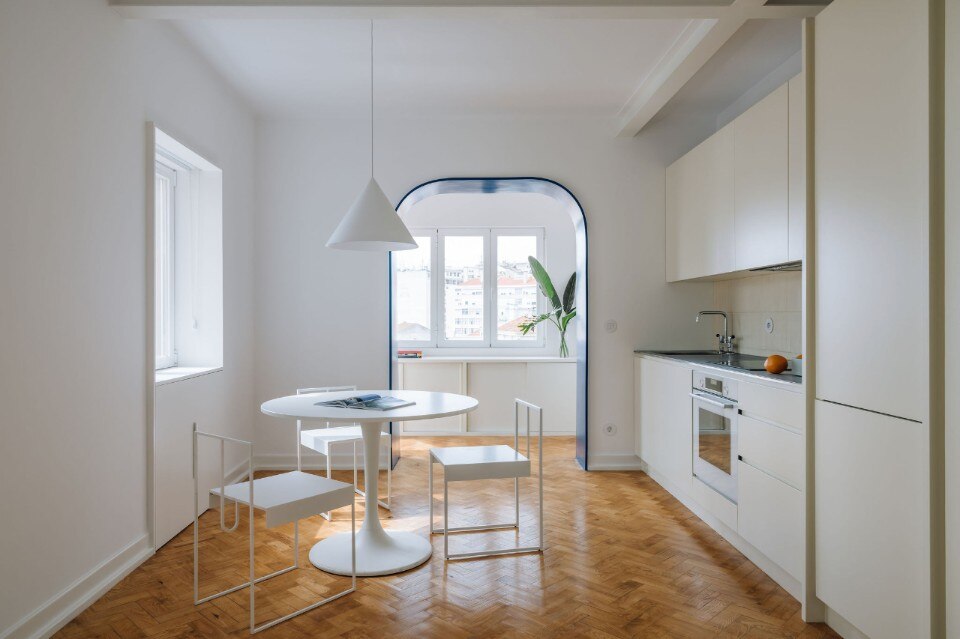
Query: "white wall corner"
1 535 153 639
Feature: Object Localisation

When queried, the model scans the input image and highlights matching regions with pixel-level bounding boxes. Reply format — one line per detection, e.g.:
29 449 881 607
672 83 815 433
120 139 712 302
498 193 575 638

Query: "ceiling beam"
615 0 826 137
109 0 828 20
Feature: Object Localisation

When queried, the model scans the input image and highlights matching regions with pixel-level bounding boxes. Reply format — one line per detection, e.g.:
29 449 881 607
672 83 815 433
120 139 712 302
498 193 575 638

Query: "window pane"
395 236 432 341
496 236 538 340
154 164 176 369
444 235 484 341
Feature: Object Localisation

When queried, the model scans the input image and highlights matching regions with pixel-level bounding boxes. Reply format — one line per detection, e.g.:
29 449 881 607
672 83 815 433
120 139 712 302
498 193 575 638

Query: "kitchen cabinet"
815 400 929 639
666 77 803 281
815 0 928 423
665 126 734 281
733 83 789 271
637 356 692 490
738 461 802 580
787 74 805 262
814 0 937 634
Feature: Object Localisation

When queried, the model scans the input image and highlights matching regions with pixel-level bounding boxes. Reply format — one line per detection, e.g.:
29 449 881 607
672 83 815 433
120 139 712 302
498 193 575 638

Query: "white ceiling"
173 18 699 117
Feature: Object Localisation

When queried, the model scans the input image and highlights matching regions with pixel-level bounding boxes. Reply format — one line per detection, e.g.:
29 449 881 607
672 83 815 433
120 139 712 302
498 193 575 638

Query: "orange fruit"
764 354 788 374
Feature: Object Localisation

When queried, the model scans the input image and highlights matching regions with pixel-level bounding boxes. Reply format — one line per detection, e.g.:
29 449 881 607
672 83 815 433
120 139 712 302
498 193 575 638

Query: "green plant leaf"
528 256 561 310
560 309 577 331
562 272 576 314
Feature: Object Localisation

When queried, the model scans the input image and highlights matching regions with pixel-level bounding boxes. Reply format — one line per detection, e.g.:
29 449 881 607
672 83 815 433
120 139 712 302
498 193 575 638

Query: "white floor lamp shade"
326 177 416 252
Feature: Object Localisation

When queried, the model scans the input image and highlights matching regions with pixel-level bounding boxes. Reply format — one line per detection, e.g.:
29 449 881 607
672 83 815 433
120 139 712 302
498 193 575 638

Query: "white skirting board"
1 535 153 639
586 452 644 471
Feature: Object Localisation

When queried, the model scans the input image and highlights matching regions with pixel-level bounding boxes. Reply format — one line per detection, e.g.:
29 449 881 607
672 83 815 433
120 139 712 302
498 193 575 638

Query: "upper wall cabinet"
666 77 803 282
666 127 735 281
787 74 805 262
733 83 789 271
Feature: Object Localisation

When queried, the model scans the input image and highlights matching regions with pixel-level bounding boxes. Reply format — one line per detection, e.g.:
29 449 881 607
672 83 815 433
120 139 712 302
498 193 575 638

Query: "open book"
314 393 415 411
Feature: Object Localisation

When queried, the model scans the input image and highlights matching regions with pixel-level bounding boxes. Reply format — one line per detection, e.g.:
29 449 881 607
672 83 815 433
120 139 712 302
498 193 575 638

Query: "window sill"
155 366 223 386
397 356 574 364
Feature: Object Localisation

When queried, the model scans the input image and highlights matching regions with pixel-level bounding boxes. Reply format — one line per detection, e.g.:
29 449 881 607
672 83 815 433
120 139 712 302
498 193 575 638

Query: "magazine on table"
314 393 415 411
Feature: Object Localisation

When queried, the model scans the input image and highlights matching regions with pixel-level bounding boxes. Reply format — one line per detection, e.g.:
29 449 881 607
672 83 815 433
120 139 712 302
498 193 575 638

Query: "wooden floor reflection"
55 436 837 638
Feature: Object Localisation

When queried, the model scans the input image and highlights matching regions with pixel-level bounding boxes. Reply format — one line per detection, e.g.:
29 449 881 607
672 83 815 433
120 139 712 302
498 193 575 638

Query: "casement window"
154 160 178 369
152 126 224 381
394 227 545 349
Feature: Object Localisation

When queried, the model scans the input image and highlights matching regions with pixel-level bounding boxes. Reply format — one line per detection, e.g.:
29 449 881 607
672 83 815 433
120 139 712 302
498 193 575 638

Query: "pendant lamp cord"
370 19 375 178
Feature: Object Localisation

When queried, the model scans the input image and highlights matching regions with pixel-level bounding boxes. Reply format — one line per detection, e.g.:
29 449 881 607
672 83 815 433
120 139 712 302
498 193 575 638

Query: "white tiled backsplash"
713 271 802 359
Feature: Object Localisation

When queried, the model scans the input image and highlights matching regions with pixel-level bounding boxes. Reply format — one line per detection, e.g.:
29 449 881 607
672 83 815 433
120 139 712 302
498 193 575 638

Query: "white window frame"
394 226 545 350
154 161 177 370
438 228 490 348
491 228 545 348
394 230 438 346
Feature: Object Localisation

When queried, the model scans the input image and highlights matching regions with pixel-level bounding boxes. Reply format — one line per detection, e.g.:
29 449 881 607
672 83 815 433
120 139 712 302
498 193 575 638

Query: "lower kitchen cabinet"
637 356 692 491
635 354 805 601
815 400 930 639
738 461 802 580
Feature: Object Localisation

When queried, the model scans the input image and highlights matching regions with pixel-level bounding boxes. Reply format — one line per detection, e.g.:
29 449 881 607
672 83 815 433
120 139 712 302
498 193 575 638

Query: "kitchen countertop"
635 350 803 385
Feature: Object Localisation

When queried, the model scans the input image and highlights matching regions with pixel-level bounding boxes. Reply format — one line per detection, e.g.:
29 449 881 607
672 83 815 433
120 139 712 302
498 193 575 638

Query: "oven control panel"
693 371 737 400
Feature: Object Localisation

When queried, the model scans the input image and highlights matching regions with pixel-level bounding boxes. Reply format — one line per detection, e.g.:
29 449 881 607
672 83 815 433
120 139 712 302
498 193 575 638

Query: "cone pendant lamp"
327 21 416 252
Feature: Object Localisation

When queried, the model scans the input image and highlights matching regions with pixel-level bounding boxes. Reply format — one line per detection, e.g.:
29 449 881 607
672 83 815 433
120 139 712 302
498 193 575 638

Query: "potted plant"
518 256 576 357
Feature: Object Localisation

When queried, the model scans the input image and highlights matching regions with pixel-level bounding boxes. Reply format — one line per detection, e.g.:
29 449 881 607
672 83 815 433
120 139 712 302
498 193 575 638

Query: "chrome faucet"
697 311 736 354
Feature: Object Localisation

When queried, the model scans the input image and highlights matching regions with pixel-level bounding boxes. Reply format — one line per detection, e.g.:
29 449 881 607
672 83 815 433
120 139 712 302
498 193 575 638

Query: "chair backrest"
514 398 543 459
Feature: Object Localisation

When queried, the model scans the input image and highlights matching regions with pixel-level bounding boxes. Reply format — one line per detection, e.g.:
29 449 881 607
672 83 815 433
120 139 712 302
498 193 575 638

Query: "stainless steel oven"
691 371 738 503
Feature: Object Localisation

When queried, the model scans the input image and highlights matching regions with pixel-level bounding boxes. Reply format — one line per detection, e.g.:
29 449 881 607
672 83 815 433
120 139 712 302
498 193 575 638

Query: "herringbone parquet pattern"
55 437 837 638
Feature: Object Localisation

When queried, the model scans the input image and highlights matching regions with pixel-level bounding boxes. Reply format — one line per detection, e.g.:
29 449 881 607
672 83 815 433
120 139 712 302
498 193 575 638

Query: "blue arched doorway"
388 178 589 469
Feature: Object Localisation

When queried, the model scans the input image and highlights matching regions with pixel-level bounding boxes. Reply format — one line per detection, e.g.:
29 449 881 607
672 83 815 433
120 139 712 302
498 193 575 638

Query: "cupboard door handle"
690 392 736 409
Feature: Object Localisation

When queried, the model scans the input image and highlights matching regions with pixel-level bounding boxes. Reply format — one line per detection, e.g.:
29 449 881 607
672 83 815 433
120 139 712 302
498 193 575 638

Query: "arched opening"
388 178 588 469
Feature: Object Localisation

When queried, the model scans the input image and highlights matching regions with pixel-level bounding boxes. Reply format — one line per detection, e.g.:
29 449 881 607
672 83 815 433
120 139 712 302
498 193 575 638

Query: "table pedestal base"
309 527 432 577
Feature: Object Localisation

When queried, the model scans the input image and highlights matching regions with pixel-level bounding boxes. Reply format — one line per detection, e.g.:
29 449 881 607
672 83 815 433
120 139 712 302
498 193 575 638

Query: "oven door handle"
690 391 736 409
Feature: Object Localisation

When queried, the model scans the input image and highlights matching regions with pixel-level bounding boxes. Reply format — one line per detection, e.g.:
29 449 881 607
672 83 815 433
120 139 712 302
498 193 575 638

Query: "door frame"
387 177 589 469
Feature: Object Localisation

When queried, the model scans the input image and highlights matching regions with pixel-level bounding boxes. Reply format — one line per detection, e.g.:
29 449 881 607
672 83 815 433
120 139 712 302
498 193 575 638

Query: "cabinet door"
815 0 928 422
734 84 789 271
666 127 735 281
787 74 805 262
738 461 802 580
815 400 929 639
638 357 692 489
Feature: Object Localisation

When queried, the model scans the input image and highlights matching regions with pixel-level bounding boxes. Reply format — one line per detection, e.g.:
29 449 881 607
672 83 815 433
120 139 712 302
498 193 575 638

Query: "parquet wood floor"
55 436 838 638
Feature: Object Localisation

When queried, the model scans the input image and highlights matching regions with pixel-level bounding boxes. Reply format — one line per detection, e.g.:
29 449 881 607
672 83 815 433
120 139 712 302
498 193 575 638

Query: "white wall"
713 271 803 358
401 191 577 357
0 1 256 635
254 114 714 466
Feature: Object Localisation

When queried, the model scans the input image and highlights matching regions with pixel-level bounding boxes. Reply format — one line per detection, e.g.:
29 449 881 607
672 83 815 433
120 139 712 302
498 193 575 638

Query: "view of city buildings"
394 233 540 344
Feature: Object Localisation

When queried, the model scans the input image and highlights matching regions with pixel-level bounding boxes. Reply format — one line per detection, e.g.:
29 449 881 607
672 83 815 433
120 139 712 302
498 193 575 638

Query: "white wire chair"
193 424 356 634
428 399 544 560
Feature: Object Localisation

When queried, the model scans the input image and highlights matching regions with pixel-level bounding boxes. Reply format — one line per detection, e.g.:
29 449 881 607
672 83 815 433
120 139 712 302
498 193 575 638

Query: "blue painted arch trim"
388 177 589 470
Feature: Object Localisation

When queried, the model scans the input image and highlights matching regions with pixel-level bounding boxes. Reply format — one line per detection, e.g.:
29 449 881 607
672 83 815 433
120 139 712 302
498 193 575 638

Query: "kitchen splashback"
713 271 801 358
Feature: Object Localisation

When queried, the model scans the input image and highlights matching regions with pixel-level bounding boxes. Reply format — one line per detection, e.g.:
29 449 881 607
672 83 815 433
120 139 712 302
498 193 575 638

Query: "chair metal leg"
443 470 449 560
320 451 333 521
428 452 433 530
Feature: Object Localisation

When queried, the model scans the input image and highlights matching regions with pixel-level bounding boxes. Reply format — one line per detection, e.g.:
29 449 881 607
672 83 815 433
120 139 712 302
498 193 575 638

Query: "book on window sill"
314 393 415 411
397 350 423 358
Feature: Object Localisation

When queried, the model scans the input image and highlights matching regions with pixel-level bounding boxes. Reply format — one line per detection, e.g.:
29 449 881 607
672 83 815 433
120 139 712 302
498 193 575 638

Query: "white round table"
260 389 478 576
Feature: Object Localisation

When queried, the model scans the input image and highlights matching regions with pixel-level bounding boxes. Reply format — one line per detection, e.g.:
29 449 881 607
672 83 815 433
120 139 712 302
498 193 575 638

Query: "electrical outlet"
603 423 617 436
764 317 775 334
605 319 618 333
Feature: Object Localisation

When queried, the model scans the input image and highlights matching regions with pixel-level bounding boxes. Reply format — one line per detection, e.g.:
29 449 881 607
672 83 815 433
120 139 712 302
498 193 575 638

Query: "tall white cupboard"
814 0 943 637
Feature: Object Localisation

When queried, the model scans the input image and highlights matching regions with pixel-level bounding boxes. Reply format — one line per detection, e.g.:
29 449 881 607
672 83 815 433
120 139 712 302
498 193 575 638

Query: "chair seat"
209 471 354 528
300 426 389 456
430 445 531 482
